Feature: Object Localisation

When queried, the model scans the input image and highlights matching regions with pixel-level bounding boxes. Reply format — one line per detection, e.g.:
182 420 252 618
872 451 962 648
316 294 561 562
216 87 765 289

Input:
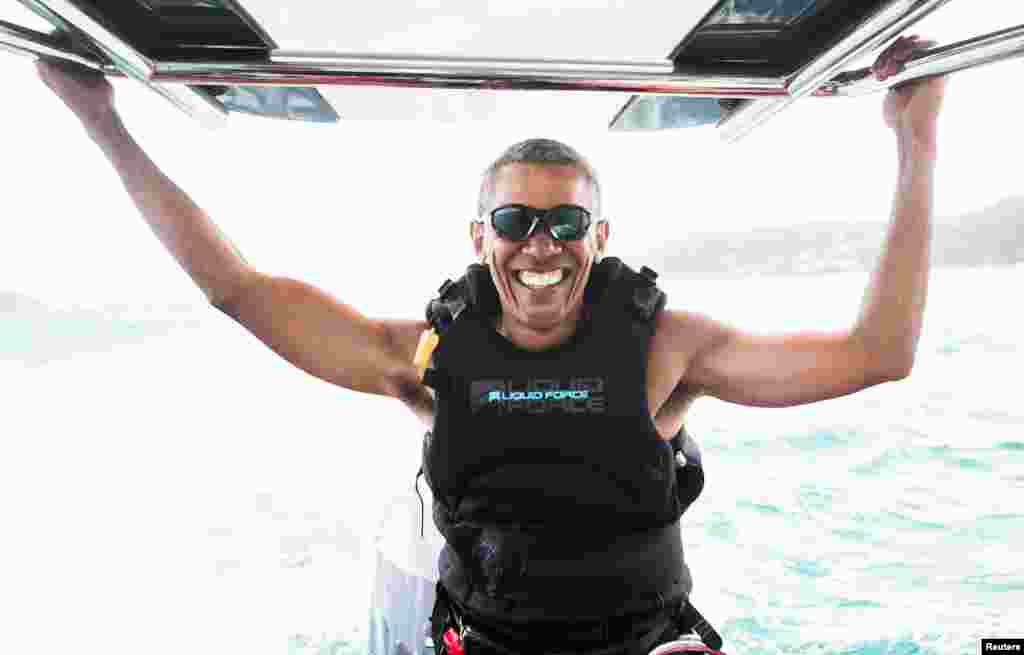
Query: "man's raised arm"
37 60 423 399
676 36 947 408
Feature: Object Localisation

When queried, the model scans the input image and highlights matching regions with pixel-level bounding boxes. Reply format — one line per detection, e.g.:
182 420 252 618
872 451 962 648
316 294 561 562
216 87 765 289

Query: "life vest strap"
425 257 665 337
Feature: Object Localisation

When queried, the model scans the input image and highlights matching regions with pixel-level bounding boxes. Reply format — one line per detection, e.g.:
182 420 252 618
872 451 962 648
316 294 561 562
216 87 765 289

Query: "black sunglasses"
489 204 592 242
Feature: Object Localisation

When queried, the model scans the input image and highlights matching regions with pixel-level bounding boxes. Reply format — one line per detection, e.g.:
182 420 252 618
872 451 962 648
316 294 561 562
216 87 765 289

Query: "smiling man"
36 33 946 655
472 152 606 349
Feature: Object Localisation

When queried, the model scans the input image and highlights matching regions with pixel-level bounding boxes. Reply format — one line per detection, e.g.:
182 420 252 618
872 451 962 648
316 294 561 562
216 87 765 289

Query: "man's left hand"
873 34 948 147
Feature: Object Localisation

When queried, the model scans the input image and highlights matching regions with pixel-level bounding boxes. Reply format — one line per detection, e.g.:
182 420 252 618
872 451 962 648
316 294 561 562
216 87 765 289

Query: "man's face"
472 163 608 334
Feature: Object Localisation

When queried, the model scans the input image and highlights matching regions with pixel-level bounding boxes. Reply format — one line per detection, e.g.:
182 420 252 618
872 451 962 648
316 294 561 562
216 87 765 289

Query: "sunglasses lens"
490 205 591 240
548 205 589 240
491 206 533 240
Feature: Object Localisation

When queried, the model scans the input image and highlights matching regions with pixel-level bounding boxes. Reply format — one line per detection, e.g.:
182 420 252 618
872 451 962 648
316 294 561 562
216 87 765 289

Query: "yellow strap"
413 328 440 382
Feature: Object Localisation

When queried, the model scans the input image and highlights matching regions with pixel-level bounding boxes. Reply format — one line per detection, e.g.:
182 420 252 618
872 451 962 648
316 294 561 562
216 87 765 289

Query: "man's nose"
522 228 562 256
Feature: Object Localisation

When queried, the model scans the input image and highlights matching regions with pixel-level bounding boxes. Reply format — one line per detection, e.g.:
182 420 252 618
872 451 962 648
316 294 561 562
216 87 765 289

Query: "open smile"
513 268 573 290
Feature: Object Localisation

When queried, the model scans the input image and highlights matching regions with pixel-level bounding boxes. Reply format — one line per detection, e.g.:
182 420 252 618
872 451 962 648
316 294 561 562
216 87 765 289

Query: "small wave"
784 558 832 578
829 527 873 544
796 485 848 515
726 632 941 655
835 599 885 609
961 571 1024 592
722 615 776 641
697 512 738 541
739 499 785 515
851 447 916 476
951 513 1024 541
783 428 859 451
823 638 931 654
718 427 864 459
852 444 996 476
945 456 992 471
852 510 946 531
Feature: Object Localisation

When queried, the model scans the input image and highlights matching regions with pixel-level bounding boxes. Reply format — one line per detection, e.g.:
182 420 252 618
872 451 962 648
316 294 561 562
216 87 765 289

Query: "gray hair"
477 138 602 218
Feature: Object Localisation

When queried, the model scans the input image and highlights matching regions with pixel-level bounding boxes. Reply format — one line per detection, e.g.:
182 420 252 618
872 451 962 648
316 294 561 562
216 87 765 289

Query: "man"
36 34 945 654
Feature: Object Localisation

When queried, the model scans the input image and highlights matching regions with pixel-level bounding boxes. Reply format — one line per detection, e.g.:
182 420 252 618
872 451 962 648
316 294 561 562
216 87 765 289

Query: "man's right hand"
36 58 116 131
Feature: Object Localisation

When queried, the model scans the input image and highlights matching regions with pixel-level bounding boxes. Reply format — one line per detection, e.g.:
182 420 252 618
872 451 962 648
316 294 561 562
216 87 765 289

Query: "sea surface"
2 266 1021 655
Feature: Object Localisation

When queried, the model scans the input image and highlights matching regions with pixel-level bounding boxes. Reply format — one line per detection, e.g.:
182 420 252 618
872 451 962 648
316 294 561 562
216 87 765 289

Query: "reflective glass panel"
610 96 726 131
211 86 340 123
704 0 827 26
134 1 228 12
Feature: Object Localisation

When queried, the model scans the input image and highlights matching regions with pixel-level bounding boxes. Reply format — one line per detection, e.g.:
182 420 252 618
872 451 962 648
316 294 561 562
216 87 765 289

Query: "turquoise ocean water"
2 267 1021 655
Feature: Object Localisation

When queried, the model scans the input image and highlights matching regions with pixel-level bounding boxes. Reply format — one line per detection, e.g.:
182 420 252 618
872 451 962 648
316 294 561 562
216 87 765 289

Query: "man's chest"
405 322 694 439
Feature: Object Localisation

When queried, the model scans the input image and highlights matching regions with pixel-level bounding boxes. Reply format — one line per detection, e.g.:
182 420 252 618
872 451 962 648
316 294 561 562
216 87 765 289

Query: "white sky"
1 2 1023 311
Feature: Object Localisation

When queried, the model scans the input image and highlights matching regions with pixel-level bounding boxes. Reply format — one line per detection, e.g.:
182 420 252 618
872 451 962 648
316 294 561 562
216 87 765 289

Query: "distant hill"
0 291 49 316
622 196 1024 278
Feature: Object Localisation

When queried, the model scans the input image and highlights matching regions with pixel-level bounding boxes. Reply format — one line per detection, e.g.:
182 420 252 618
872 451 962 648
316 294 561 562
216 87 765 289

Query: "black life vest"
417 257 703 622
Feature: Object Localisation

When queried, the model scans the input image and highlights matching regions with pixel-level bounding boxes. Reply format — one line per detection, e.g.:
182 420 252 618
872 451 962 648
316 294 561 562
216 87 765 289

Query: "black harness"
414 257 722 653
429 580 724 655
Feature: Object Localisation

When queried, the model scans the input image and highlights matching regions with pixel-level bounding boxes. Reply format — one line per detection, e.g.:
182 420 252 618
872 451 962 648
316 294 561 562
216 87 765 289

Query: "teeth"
518 269 564 288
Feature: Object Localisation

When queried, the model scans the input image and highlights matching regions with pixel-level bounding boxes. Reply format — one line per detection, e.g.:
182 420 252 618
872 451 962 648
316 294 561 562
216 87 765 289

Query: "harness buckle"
676 600 724 652
442 627 465 655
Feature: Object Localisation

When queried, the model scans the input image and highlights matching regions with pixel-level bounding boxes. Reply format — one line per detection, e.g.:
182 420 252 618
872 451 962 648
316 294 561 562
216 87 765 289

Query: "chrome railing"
151 56 788 98
6 0 1024 138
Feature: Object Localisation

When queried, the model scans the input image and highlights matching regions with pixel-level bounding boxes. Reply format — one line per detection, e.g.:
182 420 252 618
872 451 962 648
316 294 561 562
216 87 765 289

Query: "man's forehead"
491 163 593 205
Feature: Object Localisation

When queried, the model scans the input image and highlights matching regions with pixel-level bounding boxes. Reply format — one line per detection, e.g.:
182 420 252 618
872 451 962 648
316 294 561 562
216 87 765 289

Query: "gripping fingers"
873 34 937 81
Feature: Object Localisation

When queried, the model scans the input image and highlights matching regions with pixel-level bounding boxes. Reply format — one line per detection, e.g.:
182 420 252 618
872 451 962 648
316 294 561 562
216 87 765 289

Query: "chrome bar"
719 0 954 143
272 51 676 78
0 19 118 72
819 23 1024 97
151 59 788 98
15 0 227 128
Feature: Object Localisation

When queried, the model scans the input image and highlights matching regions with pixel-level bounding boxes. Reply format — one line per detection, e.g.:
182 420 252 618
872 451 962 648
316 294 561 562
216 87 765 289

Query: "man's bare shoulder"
652 308 728 358
647 308 728 404
381 318 432 366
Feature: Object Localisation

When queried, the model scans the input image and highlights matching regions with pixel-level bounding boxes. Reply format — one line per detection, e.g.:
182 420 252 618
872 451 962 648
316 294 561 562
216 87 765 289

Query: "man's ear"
470 220 485 262
595 220 610 256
